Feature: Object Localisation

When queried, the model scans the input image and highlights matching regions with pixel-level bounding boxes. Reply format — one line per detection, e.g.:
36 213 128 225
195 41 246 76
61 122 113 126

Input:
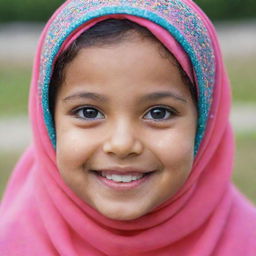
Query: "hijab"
1 0 256 255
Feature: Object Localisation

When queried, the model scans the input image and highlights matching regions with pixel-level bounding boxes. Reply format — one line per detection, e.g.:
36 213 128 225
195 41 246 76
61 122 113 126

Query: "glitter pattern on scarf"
40 0 215 153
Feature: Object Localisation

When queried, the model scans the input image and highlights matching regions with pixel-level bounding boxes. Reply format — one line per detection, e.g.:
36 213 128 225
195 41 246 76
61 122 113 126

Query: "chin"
96 204 148 221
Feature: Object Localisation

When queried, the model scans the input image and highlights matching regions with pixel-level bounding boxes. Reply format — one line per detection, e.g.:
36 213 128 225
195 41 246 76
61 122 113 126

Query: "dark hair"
49 19 197 114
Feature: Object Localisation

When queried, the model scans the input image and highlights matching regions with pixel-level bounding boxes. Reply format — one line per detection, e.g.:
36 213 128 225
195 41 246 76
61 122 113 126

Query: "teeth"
101 172 143 183
121 175 132 182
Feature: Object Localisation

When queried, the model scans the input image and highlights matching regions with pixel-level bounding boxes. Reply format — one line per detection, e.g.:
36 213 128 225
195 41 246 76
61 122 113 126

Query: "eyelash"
144 106 178 121
72 105 105 121
72 105 178 121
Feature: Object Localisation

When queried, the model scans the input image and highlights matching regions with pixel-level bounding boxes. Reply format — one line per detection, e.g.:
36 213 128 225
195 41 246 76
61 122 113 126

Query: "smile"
91 168 155 190
101 172 144 183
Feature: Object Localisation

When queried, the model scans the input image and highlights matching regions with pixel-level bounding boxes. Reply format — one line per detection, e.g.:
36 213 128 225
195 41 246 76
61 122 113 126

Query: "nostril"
102 137 143 158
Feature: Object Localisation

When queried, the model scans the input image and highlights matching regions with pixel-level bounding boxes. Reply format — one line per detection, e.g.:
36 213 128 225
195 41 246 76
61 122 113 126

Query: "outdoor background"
0 1 256 202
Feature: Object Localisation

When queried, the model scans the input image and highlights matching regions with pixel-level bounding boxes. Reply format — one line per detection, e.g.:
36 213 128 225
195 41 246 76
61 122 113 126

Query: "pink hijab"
1 0 256 255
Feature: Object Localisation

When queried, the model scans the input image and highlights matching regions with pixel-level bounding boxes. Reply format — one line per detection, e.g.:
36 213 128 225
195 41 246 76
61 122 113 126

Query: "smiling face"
54 35 197 221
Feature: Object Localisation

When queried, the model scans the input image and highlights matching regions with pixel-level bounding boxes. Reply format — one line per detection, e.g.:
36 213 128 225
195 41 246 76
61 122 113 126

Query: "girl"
1 0 255 255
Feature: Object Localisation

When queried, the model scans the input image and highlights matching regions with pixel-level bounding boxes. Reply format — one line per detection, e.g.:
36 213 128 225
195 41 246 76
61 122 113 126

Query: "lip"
93 167 153 175
95 172 154 191
91 167 156 191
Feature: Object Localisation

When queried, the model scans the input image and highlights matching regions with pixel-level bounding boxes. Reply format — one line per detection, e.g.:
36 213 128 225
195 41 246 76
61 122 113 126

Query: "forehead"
65 37 176 77
60 38 190 98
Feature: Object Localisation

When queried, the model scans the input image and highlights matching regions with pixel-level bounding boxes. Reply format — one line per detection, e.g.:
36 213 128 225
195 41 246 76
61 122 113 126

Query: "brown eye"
144 107 175 121
76 107 104 120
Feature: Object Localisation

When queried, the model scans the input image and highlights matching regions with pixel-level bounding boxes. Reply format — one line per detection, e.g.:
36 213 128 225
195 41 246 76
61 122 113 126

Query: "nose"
103 120 144 159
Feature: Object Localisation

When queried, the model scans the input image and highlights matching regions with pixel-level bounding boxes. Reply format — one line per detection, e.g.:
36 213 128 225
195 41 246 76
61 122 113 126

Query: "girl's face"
54 36 197 221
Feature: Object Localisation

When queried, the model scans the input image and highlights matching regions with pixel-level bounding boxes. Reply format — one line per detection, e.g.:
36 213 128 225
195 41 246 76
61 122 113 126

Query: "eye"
143 107 175 121
74 107 105 120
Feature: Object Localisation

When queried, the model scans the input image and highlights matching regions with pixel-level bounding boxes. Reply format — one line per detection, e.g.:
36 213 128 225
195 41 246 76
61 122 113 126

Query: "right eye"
74 107 105 120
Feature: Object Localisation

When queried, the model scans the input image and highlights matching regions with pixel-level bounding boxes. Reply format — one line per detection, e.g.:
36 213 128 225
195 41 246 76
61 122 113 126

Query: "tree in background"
0 0 64 22
0 0 255 22
195 0 256 20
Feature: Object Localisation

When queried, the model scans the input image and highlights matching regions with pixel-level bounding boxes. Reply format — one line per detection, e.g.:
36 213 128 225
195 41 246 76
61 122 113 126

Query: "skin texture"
54 35 197 221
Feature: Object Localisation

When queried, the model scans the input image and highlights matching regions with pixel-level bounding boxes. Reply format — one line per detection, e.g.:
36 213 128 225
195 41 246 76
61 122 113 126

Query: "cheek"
155 131 195 198
146 126 195 179
55 126 100 171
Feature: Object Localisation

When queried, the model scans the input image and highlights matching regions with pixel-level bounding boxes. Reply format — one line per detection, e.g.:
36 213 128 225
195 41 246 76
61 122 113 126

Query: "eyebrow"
63 92 108 103
141 91 187 103
63 91 187 103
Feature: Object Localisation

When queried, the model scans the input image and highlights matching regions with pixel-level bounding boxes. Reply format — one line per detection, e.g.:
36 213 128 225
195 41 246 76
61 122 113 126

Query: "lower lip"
95 173 153 191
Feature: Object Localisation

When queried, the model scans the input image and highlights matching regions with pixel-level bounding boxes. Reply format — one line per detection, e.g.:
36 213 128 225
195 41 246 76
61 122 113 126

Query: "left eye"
75 107 105 120
143 107 174 120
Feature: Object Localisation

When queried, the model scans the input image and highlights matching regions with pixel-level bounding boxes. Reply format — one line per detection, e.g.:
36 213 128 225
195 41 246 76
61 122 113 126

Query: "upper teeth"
101 172 143 183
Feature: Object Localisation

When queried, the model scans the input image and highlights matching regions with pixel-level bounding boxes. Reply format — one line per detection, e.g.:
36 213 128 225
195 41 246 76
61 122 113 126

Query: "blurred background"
0 0 256 201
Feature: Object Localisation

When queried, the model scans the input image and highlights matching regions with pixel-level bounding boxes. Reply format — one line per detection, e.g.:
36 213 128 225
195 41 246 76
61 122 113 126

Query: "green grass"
0 65 31 116
1 133 256 204
225 57 256 103
233 132 256 202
